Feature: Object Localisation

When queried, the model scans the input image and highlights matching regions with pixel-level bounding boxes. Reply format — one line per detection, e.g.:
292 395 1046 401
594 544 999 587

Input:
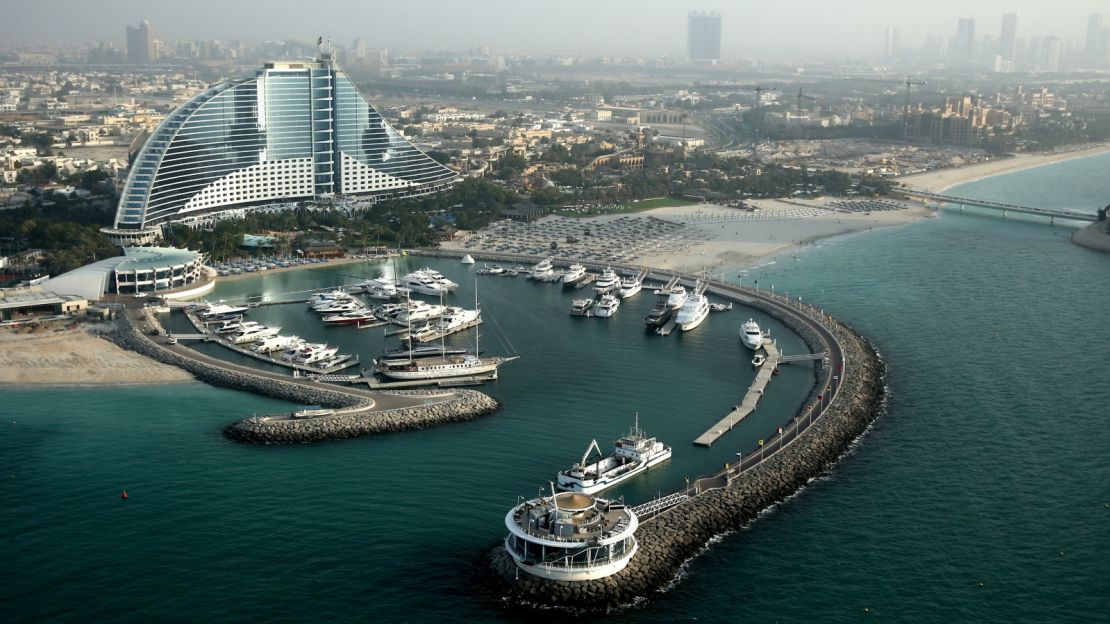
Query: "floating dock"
694 340 781 446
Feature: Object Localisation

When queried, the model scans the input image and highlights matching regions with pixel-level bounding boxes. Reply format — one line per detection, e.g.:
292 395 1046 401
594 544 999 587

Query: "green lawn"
553 197 700 218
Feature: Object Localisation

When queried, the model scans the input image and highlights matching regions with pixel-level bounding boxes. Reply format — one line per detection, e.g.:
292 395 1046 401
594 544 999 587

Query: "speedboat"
594 294 620 318
675 293 709 331
562 264 587 284
740 318 764 350
557 415 672 495
529 257 554 280
752 353 767 367
569 298 594 316
643 303 672 328
593 268 621 294
461 254 475 264
618 276 642 298
664 285 688 310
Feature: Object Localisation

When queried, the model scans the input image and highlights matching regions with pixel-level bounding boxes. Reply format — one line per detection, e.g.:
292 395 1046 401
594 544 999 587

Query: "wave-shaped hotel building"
102 53 458 246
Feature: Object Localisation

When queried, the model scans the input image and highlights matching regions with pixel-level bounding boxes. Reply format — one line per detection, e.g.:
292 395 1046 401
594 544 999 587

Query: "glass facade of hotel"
110 54 457 234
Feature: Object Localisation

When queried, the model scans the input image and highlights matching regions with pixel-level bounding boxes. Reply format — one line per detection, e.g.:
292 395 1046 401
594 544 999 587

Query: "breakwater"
223 389 499 443
110 311 500 443
1071 221 1110 254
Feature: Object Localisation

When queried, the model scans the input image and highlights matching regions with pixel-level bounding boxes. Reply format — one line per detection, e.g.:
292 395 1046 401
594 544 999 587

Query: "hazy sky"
3 0 1106 56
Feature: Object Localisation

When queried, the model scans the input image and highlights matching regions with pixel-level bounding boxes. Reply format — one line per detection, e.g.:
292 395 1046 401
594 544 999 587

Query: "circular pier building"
504 492 639 581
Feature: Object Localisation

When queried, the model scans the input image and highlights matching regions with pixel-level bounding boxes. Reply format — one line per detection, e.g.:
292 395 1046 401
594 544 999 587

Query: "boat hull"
557 449 672 495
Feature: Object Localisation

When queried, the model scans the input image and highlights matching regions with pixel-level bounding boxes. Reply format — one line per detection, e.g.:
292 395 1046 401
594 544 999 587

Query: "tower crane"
847 74 927 136
740 85 777 160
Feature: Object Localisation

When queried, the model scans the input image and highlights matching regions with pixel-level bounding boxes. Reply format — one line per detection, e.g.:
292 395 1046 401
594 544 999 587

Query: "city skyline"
1 0 1107 57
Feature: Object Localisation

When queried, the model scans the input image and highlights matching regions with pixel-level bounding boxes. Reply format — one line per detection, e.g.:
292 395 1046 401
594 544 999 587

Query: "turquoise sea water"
4 153 1109 622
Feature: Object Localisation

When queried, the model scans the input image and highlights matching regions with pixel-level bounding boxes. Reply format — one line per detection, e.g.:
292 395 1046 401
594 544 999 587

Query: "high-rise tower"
126 20 156 64
687 12 722 63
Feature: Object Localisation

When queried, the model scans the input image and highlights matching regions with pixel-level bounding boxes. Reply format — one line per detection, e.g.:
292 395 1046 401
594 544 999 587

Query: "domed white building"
504 491 639 581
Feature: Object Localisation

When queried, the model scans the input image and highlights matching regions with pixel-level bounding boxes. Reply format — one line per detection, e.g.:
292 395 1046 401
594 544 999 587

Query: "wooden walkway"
693 340 781 446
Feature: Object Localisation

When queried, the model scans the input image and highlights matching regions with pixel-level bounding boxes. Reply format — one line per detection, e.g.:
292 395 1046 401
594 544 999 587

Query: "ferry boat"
556 415 672 495
618 276 642 298
593 268 621 294
461 254 475 264
562 264 587 284
529 257 554 280
643 302 672 328
740 318 764 350
675 293 709 331
664 285 688 310
569 298 594 316
594 293 620 317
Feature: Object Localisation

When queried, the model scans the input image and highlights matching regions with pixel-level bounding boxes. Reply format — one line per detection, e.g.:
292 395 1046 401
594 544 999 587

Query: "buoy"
121 490 129 500
864 608 869 613
978 581 984 588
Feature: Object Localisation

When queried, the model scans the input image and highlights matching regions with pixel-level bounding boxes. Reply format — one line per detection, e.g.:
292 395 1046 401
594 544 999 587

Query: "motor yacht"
740 318 764 350
569 298 594 316
643 302 672 328
675 293 709 331
593 268 621 294
529 257 554 280
594 294 620 318
664 285 688 310
618 276 642 298
322 309 377 325
562 264 587 284
232 325 281 344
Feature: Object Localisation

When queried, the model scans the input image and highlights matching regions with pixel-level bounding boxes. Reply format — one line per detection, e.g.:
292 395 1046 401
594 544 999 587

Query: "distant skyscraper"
687 11 722 63
126 20 156 64
883 26 900 58
951 17 976 63
1000 14 1017 62
1087 14 1105 66
1043 36 1062 71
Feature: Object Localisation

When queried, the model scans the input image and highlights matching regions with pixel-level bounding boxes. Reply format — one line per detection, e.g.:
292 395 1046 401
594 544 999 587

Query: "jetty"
694 341 781 446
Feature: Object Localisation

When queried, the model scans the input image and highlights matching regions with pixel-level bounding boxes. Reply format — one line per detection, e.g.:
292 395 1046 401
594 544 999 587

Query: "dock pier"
694 340 781 446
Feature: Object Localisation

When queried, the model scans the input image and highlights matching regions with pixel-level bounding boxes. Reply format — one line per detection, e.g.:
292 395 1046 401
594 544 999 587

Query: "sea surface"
3 153 1109 623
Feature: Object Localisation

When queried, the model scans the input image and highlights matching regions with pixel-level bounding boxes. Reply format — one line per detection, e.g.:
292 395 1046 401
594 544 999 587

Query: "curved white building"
102 53 458 245
504 491 639 581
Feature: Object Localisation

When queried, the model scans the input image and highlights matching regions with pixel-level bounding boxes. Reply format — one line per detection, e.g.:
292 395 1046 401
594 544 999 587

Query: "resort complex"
100 53 459 246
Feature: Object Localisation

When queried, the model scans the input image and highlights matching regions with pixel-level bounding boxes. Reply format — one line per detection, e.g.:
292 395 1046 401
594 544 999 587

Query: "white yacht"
313 299 364 314
253 335 302 354
569 298 594 316
322 309 376 325
199 302 249 320
594 294 620 318
373 352 512 380
557 415 672 495
664 285 688 310
392 302 447 324
433 307 480 334
618 276 642 299
740 318 764 350
529 257 554 280
593 268 621 294
562 264 587 284
400 269 457 296
232 325 281 344
288 343 339 365
461 254 475 264
306 290 352 306
361 277 405 300
675 294 709 331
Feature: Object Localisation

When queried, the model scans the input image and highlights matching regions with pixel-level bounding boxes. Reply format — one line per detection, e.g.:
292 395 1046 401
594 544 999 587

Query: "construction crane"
848 74 926 135
795 87 818 114
739 85 777 160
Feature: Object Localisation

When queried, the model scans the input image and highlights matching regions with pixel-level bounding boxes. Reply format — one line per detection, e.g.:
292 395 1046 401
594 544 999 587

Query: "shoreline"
897 143 1110 194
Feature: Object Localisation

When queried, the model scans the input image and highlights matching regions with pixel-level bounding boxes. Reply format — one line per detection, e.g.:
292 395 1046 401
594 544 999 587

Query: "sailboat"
372 281 517 381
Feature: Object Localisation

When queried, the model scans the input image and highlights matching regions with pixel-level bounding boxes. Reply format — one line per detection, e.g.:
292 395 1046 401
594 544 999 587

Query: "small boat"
752 353 767 367
594 294 620 318
740 318 764 350
198 302 250 320
569 298 594 316
461 254 475 264
709 302 733 312
529 257 554 280
322 309 377 325
556 415 672 495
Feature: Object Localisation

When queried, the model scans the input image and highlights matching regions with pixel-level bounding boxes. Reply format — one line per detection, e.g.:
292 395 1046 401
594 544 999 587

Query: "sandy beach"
897 143 1110 193
0 324 194 386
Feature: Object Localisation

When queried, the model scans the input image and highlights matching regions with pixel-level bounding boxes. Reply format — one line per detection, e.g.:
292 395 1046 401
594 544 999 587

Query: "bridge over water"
898 189 1097 224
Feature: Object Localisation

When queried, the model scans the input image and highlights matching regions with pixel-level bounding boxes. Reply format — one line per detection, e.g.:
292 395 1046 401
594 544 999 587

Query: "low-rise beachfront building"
504 492 639 581
0 287 88 322
42 247 210 301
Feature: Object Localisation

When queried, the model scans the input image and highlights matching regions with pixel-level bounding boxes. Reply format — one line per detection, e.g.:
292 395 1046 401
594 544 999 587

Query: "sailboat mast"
474 279 479 356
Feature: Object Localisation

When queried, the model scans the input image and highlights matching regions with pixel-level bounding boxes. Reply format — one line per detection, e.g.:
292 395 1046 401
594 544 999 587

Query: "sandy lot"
0 324 193 386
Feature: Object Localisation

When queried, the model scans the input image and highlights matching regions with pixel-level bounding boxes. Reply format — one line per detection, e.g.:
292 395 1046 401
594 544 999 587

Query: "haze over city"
3 0 1108 56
